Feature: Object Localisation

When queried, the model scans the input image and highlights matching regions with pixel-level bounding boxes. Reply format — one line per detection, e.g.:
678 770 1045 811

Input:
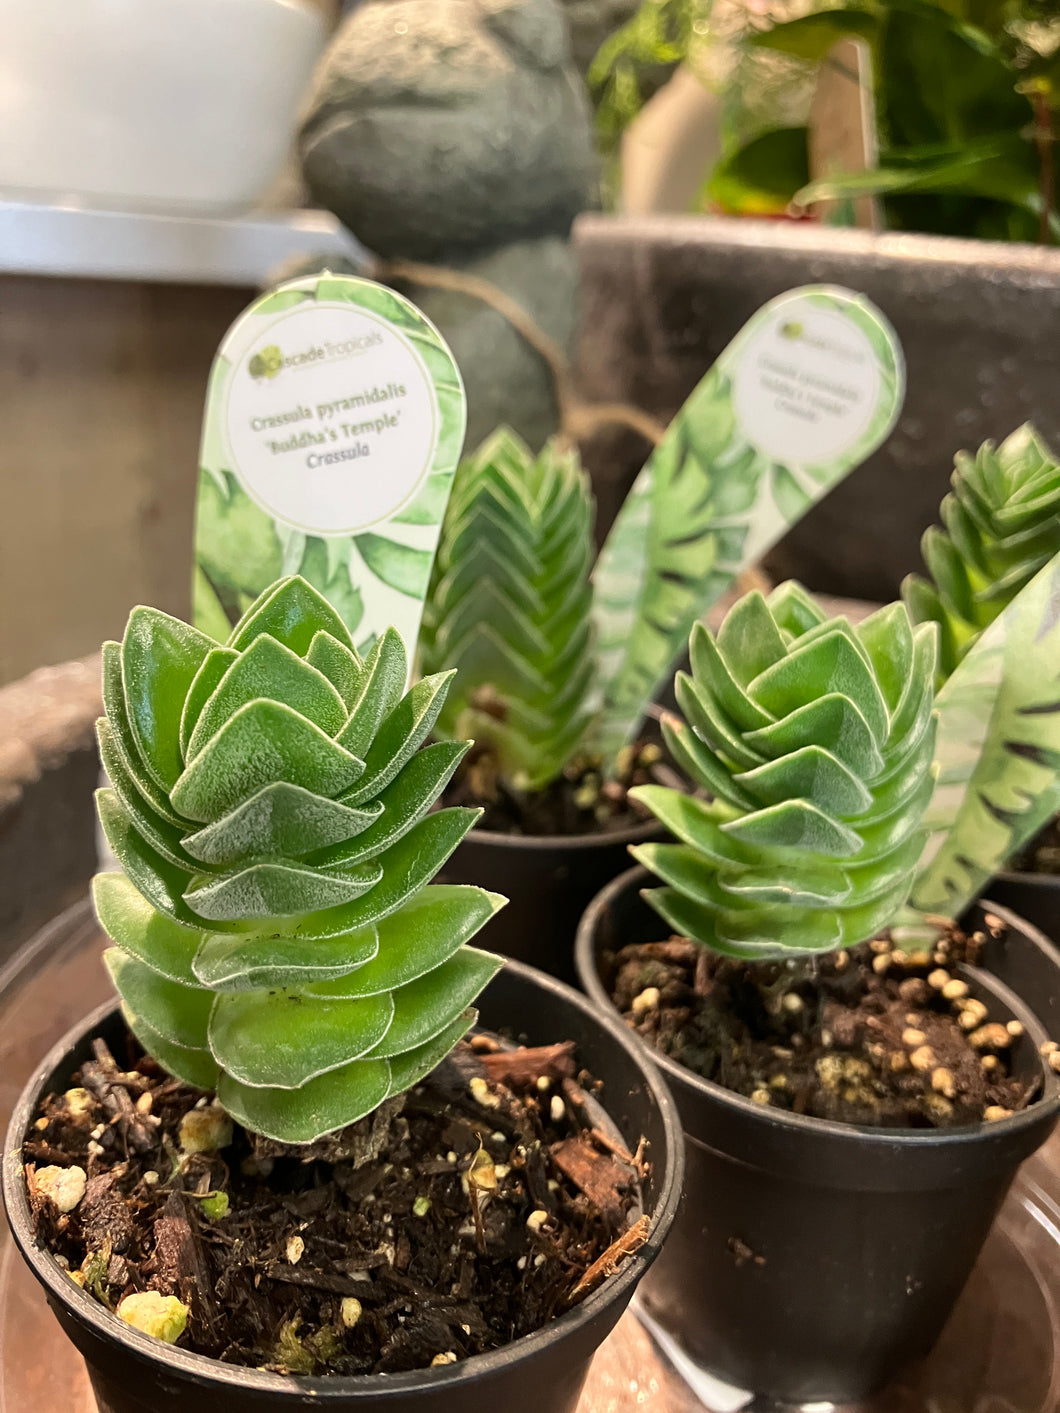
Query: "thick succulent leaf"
915 552 1060 914
187 635 347 760
121 608 214 789
748 630 889 744
101 643 185 827
180 648 238 758
716 593 788 687
734 745 873 816
675 672 766 771
368 949 503 1058
688 622 773 731
96 790 202 928
336 628 408 759
744 695 883 778
182 783 383 867
310 741 470 867
305 631 365 707
217 1058 392 1144
171 700 365 823
93 873 202 985
303 887 505 998
721 799 863 857
227 576 353 656
627 786 749 865
658 716 756 810
105 949 213 1050
97 721 195 869
343 672 455 805
855 603 913 714
286 809 483 940
192 924 379 992
123 1009 220 1091
386 1010 477 1096
184 859 383 922
766 581 829 637
209 989 394 1088
641 887 774 962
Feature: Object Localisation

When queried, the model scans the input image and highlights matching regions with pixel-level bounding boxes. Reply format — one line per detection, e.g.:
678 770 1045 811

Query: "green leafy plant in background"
734 0 1060 242
95 575 503 1143
419 429 596 791
628 583 937 958
902 425 1060 681
589 0 1059 243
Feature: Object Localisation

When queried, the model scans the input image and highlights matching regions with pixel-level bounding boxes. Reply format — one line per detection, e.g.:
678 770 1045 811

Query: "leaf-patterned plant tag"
592 284 904 764
194 274 467 658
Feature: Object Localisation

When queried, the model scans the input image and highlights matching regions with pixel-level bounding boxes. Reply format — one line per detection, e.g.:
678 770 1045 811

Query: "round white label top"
732 302 881 466
223 302 438 535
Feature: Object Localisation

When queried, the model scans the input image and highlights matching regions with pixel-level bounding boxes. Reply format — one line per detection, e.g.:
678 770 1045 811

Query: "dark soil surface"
23 1034 649 1375
1009 815 1060 876
609 918 1047 1128
444 741 675 838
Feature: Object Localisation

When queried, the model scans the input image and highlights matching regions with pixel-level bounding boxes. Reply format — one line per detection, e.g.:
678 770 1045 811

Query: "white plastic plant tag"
193 273 466 655
592 283 905 762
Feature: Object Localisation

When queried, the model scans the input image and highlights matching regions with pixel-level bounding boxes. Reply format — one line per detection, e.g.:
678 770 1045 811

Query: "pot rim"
575 864 1060 1153
996 867 1060 888
3 957 684 1401
461 817 659 853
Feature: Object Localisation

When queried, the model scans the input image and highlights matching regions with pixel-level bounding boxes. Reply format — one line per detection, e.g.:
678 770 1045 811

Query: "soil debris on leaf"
610 922 1043 1127
24 1035 646 1374
442 740 675 837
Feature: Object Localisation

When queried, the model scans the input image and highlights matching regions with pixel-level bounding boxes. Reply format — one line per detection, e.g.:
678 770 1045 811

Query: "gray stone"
399 236 578 453
559 0 639 75
299 0 597 261
574 214 1060 601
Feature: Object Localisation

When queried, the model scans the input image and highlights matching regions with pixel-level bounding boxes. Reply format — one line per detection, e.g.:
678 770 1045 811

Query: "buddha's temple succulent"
94 576 503 1143
629 583 937 960
419 428 597 790
903 425 1060 682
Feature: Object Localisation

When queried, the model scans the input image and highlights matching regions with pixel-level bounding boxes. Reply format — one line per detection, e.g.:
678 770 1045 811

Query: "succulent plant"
629 583 938 960
94 576 504 1143
419 427 597 791
903 425 1060 682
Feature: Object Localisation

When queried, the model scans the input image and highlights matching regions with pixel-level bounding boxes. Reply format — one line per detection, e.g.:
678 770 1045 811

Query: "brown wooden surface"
0 275 252 685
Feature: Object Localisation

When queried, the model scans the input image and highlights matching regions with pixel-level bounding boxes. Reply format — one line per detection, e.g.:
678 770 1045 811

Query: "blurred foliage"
588 0 1059 241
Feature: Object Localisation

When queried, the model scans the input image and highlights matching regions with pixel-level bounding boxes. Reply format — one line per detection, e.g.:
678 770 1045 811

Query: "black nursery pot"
978 881 1060 1035
3 958 684 1413
575 867 1060 1405
441 819 660 985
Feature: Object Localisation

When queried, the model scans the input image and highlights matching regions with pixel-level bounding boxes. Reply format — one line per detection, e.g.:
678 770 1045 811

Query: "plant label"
193 273 466 655
593 284 904 760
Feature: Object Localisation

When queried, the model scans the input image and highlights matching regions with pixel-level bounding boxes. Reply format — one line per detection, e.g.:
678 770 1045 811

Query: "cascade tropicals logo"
248 330 386 381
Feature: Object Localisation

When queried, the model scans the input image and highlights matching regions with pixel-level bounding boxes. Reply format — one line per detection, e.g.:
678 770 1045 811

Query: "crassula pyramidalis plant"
419 427 597 791
902 425 1060 683
95 576 504 1143
629 583 938 960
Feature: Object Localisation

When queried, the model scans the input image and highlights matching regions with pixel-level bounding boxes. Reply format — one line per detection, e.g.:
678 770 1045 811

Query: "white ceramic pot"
0 0 328 216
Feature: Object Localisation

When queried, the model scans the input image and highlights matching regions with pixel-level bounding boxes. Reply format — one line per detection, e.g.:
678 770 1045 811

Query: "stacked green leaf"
94 576 504 1143
420 427 597 790
629 583 937 960
903 425 1060 682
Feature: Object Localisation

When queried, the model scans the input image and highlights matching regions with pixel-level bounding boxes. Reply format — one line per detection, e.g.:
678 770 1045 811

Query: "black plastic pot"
441 820 660 985
575 866 1060 1405
979 881 1060 1036
3 958 683 1413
